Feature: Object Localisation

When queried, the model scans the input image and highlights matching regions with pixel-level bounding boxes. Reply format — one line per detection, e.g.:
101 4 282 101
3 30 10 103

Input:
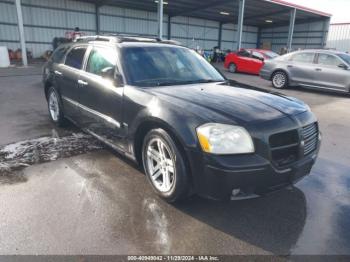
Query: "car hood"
148 83 308 124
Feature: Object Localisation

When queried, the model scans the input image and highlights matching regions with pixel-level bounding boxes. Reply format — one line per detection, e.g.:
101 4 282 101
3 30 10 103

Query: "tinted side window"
65 47 87 69
86 47 117 76
52 47 68 63
318 54 342 67
291 52 315 64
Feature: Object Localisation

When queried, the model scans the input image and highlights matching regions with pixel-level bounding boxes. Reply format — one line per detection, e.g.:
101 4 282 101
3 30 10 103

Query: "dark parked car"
260 49 350 93
43 35 320 202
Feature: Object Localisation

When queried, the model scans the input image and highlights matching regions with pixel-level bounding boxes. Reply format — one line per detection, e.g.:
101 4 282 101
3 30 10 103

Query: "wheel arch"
44 80 52 99
133 118 195 187
44 76 62 100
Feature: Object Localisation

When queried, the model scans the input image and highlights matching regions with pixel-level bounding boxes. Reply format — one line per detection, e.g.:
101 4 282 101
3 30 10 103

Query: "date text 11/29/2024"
127 255 220 261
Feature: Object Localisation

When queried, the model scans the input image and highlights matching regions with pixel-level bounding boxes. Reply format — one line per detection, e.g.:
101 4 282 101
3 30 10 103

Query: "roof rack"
74 35 117 43
74 34 181 45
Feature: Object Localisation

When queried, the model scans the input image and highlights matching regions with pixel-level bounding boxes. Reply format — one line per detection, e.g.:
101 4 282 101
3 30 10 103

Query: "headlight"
196 123 254 154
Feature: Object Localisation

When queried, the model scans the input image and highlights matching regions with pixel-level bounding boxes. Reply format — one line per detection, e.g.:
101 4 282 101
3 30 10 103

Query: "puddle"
0 132 103 175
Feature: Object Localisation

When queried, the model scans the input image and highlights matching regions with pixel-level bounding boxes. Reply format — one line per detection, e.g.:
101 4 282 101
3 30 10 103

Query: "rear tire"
142 128 190 203
272 71 288 89
47 87 67 127
228 63 237 73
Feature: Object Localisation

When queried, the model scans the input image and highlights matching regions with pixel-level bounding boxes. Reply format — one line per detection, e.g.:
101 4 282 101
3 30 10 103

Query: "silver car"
260 49 350 93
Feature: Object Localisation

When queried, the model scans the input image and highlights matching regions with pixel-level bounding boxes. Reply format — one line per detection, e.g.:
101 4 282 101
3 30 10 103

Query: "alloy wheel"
146 138 175 192
49 91 59 121
272 72 286 88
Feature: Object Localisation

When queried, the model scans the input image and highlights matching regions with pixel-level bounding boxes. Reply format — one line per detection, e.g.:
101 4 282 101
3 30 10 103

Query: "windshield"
338 53 350 65
263 51 279 59
121 45 225 87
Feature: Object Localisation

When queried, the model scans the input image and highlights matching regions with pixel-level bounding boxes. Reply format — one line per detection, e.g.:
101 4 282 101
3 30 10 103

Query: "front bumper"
187 142 320 200
260 69 271 81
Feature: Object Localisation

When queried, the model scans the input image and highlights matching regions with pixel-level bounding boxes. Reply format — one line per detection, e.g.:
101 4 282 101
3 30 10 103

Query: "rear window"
65 46 87 69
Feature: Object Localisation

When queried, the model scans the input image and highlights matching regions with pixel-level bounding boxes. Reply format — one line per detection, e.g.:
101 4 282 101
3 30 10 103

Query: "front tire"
47 87 66 127
272 71 288 89
142 128 190 202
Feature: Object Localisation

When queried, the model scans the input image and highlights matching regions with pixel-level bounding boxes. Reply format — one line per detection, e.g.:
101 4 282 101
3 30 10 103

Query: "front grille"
269 129 299 167
302 123 318 156
269 122 319 167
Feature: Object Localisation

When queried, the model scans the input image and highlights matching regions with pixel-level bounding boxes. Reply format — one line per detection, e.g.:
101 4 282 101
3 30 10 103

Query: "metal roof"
84 0 331 27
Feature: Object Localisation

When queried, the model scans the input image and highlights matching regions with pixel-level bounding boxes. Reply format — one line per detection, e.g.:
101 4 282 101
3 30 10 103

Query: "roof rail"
74 35 116 43
74 34 182 45
158 39 182 45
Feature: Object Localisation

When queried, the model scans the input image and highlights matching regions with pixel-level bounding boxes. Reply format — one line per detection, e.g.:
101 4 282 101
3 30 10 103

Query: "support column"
15 0 27 66
321 17 330 48
256 27 261 49
95 4 100 35
236 0 245 50
167 16 171 40
157 0 163 39
287 8 296 52
218 22 223 49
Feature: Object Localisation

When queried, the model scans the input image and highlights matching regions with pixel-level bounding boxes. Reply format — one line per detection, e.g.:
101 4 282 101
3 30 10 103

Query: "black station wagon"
43 35 320 202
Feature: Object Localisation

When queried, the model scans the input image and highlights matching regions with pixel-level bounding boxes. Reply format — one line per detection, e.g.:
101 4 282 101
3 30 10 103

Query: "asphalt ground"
0 63 349 256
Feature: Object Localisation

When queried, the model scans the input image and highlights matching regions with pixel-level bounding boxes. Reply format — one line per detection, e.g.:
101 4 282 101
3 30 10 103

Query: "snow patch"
0 132 103 175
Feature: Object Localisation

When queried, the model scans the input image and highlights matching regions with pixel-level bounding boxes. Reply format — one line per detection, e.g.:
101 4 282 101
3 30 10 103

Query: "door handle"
54 70 62 76
77 79 88 86
315 68 322 71
287 65 293 68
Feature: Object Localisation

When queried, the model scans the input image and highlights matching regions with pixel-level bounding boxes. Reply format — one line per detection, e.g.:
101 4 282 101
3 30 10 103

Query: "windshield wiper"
192 79 226 83
134 78 227 87
156 79 225 86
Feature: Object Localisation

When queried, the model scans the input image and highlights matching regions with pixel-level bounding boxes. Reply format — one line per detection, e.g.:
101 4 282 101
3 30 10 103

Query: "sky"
288 0 349 23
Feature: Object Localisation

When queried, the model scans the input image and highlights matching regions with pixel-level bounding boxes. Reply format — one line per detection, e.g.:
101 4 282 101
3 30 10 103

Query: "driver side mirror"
338 63 348 70
101 67 124 86
114 72 124 87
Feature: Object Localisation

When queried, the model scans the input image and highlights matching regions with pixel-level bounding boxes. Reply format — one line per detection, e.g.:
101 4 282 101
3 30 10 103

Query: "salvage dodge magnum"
42 35 320 202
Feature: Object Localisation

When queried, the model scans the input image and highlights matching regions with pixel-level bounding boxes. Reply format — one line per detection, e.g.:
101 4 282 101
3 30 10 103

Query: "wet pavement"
0 64 349 255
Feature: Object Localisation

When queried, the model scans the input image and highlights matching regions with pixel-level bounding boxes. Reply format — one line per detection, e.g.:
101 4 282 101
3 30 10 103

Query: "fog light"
232 188 240 196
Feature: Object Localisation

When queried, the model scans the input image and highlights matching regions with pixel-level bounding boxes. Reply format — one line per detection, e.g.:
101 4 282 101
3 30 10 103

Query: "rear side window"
51 46 68 63
317 54 342 67
86 47 117 76
291 52 315 64
65 47 87 69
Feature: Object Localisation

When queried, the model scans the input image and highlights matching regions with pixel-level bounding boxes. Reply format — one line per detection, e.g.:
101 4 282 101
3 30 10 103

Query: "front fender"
128 100 200 150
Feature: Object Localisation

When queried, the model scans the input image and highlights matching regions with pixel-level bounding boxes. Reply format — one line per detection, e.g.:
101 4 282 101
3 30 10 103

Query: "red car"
224 48 279 75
